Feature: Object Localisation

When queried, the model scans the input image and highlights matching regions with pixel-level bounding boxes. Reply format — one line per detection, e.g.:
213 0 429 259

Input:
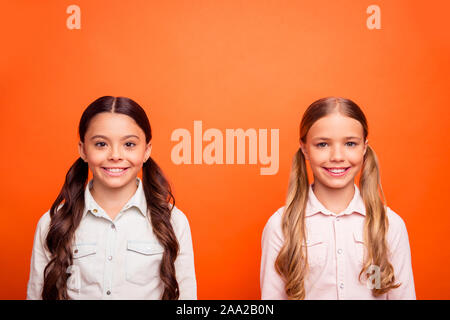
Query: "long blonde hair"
275 97 400 299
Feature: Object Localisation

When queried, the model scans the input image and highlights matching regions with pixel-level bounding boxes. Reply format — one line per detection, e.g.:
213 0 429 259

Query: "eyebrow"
313 136 362 141
90 135 140 140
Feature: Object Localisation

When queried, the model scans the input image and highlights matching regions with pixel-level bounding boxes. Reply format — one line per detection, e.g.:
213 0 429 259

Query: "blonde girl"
27 96 196 299
260 97 415 299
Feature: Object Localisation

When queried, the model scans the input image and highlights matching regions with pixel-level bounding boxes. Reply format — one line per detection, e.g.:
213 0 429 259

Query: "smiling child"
260 97 415 299
27 96 197 300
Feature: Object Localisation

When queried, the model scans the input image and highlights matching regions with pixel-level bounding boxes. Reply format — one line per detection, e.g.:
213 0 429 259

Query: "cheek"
85 150 106 166
127 150 147 166
308 149 328 166
347 149 365 166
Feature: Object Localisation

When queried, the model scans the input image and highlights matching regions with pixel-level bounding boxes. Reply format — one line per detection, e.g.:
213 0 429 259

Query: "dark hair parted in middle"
43 96 180 299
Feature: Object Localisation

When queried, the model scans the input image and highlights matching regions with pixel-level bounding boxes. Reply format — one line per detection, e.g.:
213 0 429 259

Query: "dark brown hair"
42 96 180 299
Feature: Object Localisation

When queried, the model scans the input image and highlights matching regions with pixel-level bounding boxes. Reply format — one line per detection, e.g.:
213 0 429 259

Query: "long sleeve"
26 212 52 300
172 207 197 300
260 208 288 299
386 209 416 300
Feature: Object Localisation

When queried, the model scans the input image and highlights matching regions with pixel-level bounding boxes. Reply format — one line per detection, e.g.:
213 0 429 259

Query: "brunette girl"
27 96 196 299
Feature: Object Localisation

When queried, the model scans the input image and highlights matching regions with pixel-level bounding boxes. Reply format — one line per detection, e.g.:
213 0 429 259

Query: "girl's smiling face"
301 112 368 190
78 112 151 191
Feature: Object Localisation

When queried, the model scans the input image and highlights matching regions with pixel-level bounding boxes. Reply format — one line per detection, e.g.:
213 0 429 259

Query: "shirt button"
337 249 343 254
111 224 115 229
336 217 340 221
108 256 112 261
74 249 78 254
93 209 98 213
106 290 111 295
340 283 344 289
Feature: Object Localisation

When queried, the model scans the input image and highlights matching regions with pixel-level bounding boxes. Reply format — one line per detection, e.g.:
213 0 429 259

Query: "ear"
300 142 309 160
363 139 369 155
78 141 87 162
144 142 152 163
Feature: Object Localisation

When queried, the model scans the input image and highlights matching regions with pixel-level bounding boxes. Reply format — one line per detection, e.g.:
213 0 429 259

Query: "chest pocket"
126 241 165 285
303 233 327 268
353 230 366 266
68 243 98 292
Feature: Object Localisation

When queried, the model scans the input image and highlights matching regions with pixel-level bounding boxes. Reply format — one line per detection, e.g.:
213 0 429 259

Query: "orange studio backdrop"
0 0 449 299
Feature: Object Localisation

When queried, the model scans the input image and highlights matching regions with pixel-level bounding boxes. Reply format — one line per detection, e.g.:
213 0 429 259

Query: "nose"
330 145 345 162
108 145 123 161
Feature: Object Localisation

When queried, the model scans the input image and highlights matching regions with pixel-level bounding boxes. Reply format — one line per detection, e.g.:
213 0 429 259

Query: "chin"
95 173 131 189
111 181 130 188
101 179 128 189
326 183 350 189
327 180 354 189
318 176 354 190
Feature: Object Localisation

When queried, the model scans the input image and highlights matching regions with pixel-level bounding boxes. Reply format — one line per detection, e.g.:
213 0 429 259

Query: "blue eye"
125 142 136 148
316 142 327 148
95 142 106 147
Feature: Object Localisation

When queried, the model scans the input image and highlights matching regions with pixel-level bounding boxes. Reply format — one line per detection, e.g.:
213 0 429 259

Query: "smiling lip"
323 167 350 177
101 167 129 177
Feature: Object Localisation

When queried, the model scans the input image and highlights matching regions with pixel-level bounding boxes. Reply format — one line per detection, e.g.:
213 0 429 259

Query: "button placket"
104 221 117 299
334 216 345 299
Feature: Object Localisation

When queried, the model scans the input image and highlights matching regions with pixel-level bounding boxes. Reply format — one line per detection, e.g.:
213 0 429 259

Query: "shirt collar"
83 178 148 218
305 183 366 217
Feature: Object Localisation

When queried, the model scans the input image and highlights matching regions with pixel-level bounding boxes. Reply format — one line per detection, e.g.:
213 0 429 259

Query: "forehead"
307 113 364 140
85 112 144 137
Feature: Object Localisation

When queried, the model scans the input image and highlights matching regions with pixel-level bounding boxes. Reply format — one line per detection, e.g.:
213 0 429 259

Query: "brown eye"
316 142 327 148
125 142 136 148
95 142 106 147
346 142 357 147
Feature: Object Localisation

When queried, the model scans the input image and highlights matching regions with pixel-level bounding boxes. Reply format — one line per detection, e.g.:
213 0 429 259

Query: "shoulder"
265 206 284 228
31 210 52 246
36 211 51 232
170 205 192 231
36 203 66 231
386 206 407 232
262 206 285 240
385 206 410 245
34 204 66 239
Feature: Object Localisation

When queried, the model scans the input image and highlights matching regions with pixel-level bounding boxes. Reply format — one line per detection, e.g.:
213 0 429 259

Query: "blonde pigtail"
275 148 310 299
359 145 400 295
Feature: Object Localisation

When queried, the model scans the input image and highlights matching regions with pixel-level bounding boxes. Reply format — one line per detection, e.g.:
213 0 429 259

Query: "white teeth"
329 168 346 173
106 168 125 172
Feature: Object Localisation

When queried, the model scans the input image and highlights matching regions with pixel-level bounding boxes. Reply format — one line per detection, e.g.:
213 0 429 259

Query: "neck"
312 181 355 215
90 179 138 219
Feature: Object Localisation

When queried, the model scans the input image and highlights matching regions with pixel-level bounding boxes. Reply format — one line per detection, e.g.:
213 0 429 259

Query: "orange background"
1 0 449 299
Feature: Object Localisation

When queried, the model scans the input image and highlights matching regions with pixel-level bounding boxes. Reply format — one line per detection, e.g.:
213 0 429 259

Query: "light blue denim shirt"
27 178 197 299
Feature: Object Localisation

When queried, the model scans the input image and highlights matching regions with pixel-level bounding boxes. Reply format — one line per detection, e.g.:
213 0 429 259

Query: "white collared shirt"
27 178 197 300
260 184 416 299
